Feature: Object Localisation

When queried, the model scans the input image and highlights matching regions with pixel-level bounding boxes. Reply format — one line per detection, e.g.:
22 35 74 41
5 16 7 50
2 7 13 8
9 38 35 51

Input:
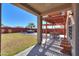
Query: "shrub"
1 29 5 33
8 29 12 33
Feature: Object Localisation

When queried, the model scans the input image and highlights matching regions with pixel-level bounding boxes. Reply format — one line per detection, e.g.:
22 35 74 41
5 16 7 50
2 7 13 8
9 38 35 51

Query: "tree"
27 23 35 29
1 24 4 27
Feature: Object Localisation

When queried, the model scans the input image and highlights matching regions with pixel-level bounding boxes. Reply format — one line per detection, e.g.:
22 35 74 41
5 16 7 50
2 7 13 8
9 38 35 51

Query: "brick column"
37 15 42 45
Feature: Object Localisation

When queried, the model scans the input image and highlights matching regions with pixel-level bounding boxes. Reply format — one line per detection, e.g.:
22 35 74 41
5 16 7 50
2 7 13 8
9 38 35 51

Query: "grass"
1 33 37 56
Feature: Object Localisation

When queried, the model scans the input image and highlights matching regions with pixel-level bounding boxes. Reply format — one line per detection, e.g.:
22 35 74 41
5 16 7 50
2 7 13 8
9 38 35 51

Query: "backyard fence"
1 27 37 33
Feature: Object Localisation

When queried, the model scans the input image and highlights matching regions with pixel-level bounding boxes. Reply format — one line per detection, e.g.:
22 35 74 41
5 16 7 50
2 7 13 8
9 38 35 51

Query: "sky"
2 3 37 28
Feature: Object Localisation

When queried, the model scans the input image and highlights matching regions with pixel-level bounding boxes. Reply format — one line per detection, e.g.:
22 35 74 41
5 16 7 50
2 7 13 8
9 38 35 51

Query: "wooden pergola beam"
42 24 64 26
43 16 66 24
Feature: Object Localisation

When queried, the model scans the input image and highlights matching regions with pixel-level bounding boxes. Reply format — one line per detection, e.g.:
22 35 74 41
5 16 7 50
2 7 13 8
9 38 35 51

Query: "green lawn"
1 33 37 56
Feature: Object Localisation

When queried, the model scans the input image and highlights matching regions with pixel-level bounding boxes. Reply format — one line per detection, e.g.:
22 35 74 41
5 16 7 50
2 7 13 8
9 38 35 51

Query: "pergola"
42 11 67 44
13 3 79 56
42 11 67 34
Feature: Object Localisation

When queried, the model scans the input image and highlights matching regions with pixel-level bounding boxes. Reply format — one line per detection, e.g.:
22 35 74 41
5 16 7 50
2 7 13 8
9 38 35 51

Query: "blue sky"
2 3 37 28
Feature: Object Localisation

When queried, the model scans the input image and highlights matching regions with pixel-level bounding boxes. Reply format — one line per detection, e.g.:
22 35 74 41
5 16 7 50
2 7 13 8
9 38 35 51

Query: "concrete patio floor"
15 33 69 56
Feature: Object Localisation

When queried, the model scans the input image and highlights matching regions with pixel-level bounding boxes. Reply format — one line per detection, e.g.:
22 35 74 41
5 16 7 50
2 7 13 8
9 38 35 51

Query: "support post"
46 22 47 41
37 15 42 45
0 4 1 56
64 24 66 39
72 3 79 56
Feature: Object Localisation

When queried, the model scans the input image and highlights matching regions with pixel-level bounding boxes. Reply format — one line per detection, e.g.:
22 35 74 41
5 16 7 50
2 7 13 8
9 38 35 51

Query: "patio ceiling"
13 3 72 16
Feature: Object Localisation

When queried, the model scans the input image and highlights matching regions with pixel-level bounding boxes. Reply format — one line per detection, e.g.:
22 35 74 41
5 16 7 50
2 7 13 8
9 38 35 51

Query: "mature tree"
27 23 35 29
1 24 4 27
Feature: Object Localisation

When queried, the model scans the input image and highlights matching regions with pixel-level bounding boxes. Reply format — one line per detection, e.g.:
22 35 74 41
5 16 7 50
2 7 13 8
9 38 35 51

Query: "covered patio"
13 3 79 56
